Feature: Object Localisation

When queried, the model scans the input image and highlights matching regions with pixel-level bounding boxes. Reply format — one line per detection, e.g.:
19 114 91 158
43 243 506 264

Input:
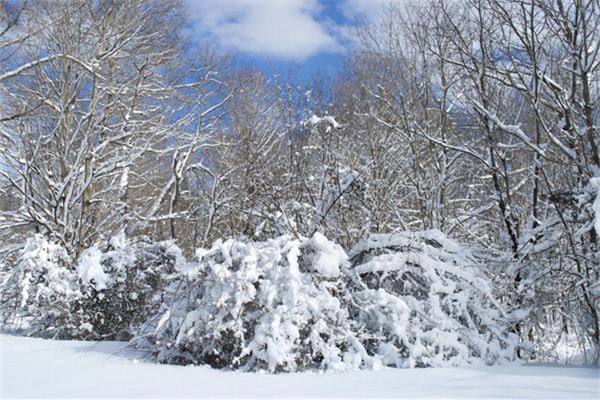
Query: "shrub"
0 235 82 338
349 230 517 367
147 234 372 372
1 233 182 340
76 233 182 340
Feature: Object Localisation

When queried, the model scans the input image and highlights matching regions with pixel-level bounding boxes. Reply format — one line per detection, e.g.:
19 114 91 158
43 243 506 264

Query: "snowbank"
2 334 598 398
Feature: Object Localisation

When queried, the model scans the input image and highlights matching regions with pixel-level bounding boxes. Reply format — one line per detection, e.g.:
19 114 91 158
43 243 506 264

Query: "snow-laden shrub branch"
349 230 517 367
1 230 516 370
75 234 182 339
1 234 182 340
0 235 81 338
145 234 371 372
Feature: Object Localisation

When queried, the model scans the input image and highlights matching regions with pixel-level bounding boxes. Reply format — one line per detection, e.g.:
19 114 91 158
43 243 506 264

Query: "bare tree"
0 0 227 256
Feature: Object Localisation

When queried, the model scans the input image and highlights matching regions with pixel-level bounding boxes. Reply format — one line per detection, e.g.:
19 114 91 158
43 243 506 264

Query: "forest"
0 0 599 373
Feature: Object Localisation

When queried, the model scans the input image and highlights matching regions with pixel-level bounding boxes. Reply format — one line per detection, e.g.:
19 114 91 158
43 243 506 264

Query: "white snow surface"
77 246 109 291
306 114 341 130
1 334 598 399
303 232 347 278
590 177 600 235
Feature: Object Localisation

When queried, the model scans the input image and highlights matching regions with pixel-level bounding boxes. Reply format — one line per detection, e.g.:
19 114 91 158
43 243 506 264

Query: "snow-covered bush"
75 234 182 340
146 233 373 372
0 235 82 338
349 230 517 367
1 234 183 340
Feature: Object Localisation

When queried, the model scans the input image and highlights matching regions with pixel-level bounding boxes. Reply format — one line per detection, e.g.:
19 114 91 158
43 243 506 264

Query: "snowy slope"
1 334 598 399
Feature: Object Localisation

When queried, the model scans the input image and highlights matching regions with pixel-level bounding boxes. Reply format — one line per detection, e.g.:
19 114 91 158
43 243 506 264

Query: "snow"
303 232 346 278
590 177 600 235
146 232 510 372
77 246 109 291
1 334 598 398
109 231 127 249
4 232 516 370
349 230 515 368
306 114 341 130
149 235 363 372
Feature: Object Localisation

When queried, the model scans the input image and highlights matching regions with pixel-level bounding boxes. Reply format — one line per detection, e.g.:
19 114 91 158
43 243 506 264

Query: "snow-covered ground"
1 334 598 399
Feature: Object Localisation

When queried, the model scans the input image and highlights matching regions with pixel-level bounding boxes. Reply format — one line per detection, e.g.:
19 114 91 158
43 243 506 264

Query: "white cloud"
339 0 388 22
326 0 390 49
186 0 339 60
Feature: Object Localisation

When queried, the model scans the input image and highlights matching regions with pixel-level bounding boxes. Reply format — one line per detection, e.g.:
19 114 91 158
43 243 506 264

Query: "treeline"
0 0 599 364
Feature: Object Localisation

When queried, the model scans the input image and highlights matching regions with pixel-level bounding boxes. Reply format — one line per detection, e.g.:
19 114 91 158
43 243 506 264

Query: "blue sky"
185 0 387 80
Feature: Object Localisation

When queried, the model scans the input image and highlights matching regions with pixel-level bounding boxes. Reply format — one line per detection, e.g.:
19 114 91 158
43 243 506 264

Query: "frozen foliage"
0 235 82 338
349 230 517 367
590 178 600 238
1 231 515 371
147 234 367 372
305 114 341 131
145 231 515 371
78 247 109 291
302 232 347 278
76 234 182 339
1 234 182 340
